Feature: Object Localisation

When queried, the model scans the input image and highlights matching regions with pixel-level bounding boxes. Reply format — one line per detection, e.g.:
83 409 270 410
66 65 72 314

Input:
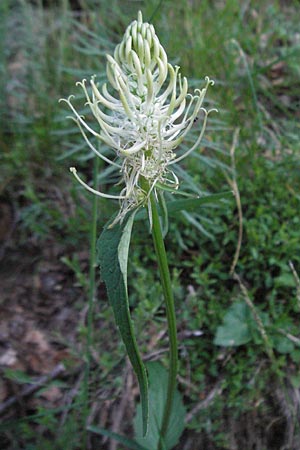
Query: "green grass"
1 0 300 449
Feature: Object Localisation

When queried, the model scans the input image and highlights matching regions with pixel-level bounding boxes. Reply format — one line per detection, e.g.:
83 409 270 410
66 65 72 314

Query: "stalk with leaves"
61 11 219 449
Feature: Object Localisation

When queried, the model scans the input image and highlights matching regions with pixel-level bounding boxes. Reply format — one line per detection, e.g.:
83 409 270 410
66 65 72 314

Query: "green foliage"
88 426 147 450
97 212 149 436
88 363 185 450
134 362 186 450
1 0 300 449
214 302 254 347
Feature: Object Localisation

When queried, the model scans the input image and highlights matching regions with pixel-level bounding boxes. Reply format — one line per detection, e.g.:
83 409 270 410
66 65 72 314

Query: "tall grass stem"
84 155 99 428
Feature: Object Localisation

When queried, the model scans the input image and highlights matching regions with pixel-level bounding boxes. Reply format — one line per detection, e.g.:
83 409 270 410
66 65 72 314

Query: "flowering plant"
62 11 214 225
61 11 221 450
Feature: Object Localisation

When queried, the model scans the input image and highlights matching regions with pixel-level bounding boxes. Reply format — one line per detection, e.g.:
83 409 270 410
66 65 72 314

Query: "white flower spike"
61 11 215 225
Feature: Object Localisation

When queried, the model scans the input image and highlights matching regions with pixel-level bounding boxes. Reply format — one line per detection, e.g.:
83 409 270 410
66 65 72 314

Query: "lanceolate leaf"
135 191 233 221
165 191 233 215
97 212 148 435
157 190 169 238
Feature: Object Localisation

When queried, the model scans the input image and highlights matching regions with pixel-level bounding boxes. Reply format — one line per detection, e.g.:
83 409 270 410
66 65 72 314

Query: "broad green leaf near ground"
214 302 253 347
134 362 186 450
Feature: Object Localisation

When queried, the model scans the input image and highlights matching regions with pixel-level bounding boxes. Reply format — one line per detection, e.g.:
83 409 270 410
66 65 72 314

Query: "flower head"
61 11 215 224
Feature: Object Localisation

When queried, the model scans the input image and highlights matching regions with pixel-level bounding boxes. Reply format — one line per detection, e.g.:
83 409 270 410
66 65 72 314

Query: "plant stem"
149 191 178 450
87 156 99 375
83 155 99 431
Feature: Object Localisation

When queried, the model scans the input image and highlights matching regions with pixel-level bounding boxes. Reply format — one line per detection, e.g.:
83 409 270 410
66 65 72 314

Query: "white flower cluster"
61 11 214 223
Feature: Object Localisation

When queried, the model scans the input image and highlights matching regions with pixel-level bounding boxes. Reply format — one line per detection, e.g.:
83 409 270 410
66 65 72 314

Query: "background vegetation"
0 0 300 449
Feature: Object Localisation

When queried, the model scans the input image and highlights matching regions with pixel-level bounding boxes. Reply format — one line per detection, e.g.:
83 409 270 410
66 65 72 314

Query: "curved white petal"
70 167 126 199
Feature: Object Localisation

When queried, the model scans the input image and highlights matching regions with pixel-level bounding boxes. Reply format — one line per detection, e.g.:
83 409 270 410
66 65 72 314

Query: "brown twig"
277 328 300 346
177 375 199 394
233 272 275 363
289 260 300 310
109 359 133 450
185 380 224 423
59 368 84 427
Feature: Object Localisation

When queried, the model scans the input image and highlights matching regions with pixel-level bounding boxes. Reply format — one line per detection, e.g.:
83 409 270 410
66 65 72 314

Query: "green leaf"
291 349 300 363
291 374 300 389
272 335 294 354
155 181 199 197
165 191 233 215
275 273 296 288
134 362 186 450
3 369 35 384
135 191 233 221
157 190 169 237
87 426 148 450
97 212 148 435
214 302 252 347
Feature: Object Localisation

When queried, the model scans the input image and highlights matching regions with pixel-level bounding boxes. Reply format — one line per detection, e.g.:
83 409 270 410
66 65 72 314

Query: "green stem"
83 156 99 429
87 156 99 371
149 192 178 450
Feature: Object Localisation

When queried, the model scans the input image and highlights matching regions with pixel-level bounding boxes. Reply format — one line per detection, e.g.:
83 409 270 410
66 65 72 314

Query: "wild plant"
61 11 226 449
